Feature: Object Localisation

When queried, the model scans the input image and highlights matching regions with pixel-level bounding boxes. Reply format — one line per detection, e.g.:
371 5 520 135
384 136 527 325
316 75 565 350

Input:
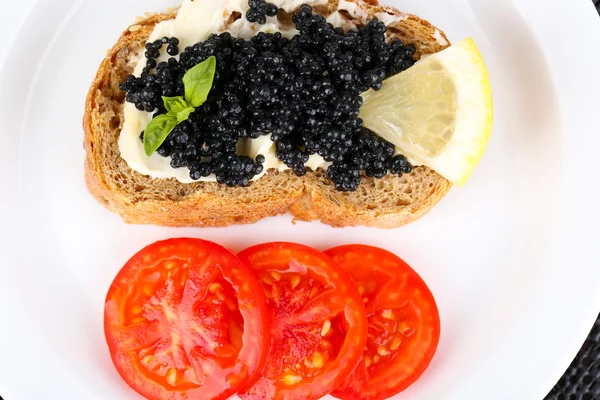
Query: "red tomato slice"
238 242 368 400
104 238 270 400
326 245 440 400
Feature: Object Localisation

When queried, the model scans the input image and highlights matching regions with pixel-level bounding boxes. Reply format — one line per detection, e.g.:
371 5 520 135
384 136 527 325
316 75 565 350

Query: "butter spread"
119 0 403 183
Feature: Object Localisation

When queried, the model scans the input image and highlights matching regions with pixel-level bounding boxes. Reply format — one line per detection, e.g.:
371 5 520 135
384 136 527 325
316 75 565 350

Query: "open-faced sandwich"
84 0 492 228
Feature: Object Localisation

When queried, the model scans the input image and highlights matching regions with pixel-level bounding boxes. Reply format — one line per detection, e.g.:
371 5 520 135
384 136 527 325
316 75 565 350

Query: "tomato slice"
104 238 270 400
237 242 368 400
325 245 440 400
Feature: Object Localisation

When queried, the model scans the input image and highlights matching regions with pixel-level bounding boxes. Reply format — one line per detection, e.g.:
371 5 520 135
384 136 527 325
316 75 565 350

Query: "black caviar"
120 3 414 190
246 0 279 24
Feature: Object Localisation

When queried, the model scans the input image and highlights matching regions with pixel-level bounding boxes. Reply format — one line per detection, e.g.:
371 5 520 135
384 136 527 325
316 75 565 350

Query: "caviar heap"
120 3 414 191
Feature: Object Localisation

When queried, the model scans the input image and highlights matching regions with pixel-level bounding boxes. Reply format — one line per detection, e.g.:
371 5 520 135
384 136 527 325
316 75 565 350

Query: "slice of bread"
83 0 452 228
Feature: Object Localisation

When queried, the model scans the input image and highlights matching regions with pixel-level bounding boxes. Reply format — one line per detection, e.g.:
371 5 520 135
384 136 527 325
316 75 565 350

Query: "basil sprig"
143 56 216 156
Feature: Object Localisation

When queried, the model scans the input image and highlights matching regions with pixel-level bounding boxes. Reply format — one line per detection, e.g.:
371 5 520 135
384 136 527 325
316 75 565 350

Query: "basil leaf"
183 56 216 107
176 107 195 122
162 96 190 116
142 57 216 158
143 114 179 156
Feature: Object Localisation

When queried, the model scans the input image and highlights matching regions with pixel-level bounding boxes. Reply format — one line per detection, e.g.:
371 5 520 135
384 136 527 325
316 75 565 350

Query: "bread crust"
83 1 452 228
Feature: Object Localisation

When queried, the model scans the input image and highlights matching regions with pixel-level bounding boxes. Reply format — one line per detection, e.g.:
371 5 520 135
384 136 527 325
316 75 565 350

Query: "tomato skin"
104 238 270 400
237 242 368 400
326 245 440 400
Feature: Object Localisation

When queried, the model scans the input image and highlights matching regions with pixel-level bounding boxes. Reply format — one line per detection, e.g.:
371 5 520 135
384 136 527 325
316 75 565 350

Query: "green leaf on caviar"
143 56 216 156
183 56 217 107
163 96 190 115
143 114 179 157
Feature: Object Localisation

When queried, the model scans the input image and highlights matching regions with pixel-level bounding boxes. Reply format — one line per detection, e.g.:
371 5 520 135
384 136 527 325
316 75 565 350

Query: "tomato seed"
209 282 223 293
142 355 154 364
390 335 402 351
164 261 177 270
397 322 415 335
166 368 177 386
282 374 302 385
271 271 282 281
321 320 332 336
262 275 274 285
142 285 154 296
312 352 324 369
290 275 301 288
377 346 391 356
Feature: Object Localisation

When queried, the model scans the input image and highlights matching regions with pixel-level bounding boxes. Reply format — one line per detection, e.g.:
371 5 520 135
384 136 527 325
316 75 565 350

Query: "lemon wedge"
359 37 493 186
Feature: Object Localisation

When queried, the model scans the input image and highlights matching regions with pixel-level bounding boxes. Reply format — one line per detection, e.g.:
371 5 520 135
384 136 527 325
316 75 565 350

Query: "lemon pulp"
359 37 493 186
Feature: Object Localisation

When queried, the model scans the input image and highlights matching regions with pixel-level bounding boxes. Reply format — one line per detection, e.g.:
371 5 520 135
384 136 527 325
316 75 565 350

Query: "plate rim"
499 0 600 397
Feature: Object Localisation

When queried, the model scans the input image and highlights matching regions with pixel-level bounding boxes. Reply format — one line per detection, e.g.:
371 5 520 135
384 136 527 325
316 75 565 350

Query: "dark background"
1 3 599 400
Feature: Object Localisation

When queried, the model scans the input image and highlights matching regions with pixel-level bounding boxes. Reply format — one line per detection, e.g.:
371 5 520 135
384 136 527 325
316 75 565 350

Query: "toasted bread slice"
83 0 452 228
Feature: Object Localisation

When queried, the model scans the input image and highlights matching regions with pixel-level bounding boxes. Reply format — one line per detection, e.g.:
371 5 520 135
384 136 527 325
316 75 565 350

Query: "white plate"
1 0 600 399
